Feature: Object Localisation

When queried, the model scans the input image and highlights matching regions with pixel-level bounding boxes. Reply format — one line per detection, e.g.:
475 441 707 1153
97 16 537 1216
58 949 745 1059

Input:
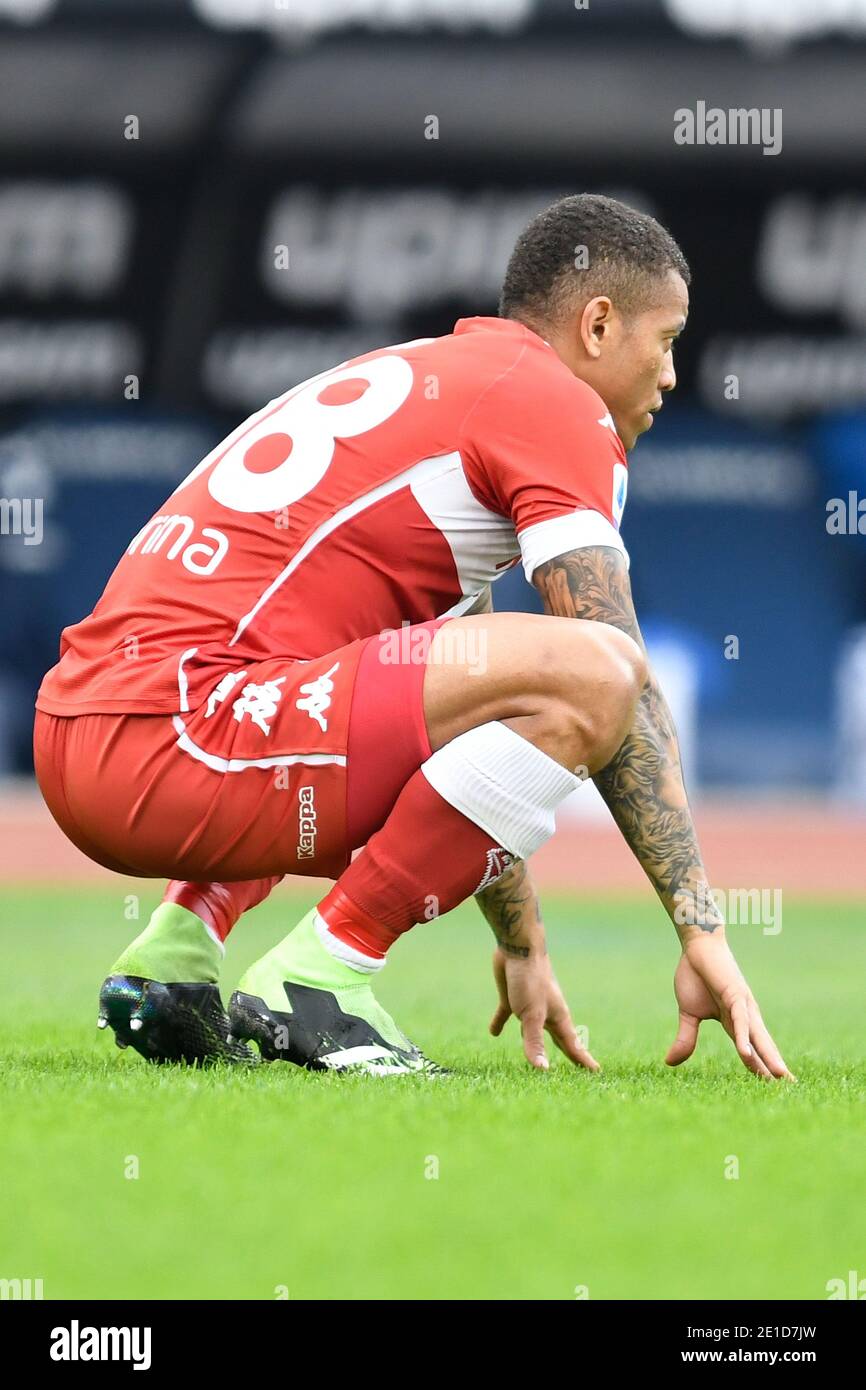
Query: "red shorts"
33 621 447 882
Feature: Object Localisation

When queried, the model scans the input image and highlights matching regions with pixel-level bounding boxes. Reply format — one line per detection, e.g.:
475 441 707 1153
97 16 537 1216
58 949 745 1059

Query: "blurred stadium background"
1 0 865 897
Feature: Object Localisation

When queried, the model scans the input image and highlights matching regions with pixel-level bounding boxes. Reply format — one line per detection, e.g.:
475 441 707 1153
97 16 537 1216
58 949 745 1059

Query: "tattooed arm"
533 545 724 945
477 857 600 1071
481 545 794 1080
476 858 543 959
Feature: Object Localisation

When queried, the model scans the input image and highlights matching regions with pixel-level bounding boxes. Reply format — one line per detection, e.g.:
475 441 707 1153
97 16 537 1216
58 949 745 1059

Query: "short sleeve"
459 345 630 582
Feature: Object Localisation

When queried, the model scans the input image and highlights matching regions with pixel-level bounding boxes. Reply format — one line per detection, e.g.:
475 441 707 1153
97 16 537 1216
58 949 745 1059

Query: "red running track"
3 784 864 897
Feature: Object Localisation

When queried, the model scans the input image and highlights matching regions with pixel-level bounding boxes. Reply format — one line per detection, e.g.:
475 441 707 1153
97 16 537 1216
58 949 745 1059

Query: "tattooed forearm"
535 544 642 643
534 546 723 944
476 858 543 957
593 681 723 940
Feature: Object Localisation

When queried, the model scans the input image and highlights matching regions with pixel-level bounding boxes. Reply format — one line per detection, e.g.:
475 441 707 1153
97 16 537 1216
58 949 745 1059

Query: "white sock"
420 721 581 860
313 911 385 975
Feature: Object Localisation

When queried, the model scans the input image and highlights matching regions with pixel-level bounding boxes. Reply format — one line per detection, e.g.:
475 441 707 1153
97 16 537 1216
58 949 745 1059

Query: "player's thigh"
344 618 446 847
422 611 643 751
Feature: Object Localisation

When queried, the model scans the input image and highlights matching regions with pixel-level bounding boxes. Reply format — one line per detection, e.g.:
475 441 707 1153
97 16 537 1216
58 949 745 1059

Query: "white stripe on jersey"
171 715 346 775
177 646 198 714
437 590 488 619
223 447 626 649
518 510 628 583
228 451 465 647
409 454 519 594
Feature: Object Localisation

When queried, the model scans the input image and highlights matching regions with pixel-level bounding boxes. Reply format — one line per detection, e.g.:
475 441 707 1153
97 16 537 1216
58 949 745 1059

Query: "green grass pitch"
1 885 864 1301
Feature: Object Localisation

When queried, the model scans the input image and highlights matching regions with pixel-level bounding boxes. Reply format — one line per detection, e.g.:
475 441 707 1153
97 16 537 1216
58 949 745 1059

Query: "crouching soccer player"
33 194 794 1081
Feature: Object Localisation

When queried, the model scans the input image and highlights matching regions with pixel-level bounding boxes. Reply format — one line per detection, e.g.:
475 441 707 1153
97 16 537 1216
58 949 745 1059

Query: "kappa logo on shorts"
205 669 248 718
295 662 340 732
231 677 287 735
473 846 516 895
297 785 317 860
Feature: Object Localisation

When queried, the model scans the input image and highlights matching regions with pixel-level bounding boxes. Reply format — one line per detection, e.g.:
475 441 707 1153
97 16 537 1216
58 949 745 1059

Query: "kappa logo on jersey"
597 412 616 432
204 669 248 718
231 677 287 735
473 846 516 894
295 662 340 732
612 461 628 528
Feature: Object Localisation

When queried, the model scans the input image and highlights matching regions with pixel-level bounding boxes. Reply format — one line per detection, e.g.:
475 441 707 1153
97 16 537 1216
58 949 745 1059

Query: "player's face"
607 272 689 450
568 270 689 451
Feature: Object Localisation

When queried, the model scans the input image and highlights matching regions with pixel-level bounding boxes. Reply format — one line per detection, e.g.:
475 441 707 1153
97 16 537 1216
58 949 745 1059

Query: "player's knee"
598 624 647 704
492 617 646 772
587 625 646 761
554 624 645 771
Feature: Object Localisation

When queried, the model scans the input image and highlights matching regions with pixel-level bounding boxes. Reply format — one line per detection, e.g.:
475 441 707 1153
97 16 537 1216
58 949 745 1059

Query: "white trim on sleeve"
518 509 629 583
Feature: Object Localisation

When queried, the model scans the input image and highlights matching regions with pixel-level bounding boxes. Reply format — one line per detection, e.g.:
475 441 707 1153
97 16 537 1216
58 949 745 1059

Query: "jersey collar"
452 316 559 358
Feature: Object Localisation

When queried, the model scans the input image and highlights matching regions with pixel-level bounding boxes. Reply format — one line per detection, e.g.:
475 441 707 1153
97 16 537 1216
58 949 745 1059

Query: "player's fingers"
548 1017 600 1072
749 1018 797 1082
743 1044 772 1079
727 996 759 1070
555 1037 600 1072
489 1003 511 1036
722 1001 770 1077
665 1011 699 1066
520 1011 549 1071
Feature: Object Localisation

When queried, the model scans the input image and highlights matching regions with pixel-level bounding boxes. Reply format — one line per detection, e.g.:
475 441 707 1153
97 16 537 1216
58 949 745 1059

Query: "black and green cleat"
229 981 448 1075
98 974 258 1067
228 908 448 1076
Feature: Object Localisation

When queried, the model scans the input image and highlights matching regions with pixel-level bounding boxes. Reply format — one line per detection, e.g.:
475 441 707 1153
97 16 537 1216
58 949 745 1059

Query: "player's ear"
580 296 614 359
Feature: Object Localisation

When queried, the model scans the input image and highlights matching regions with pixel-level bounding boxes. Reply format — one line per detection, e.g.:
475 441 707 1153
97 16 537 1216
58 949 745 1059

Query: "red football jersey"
37 316 629 716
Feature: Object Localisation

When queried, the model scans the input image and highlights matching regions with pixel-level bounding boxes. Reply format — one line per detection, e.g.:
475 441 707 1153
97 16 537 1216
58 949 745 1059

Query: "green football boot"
229 908 447 1076
98 903 257 1066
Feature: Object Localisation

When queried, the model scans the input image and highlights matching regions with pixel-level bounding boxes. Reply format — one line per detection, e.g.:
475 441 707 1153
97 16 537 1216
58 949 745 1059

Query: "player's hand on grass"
489 946 600 1073
666 935 796 1081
